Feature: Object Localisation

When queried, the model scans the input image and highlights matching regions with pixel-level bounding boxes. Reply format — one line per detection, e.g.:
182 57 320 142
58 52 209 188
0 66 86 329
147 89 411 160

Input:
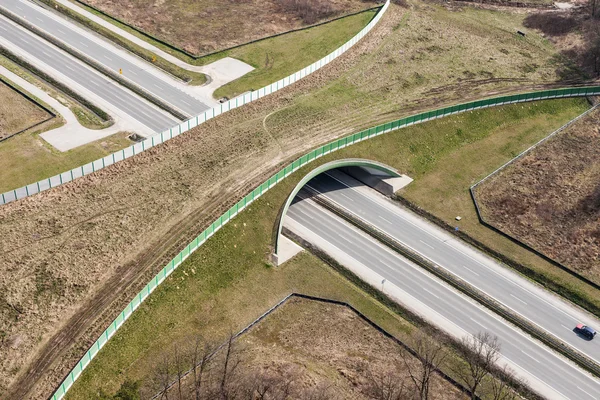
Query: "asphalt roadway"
1 0 209 116
308 171 600 362
285 195 600 400
0 16 178 132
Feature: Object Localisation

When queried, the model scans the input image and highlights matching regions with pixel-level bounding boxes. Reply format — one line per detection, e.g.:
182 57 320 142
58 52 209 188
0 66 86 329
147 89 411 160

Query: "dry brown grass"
475 107 600 283
0 2 579 398
0 80 51 141
159 298 466 400
84 0 380 55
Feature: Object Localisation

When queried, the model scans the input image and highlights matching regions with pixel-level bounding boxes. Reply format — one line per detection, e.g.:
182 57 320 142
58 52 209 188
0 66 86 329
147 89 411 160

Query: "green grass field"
66 97 587 399
0 130 131 194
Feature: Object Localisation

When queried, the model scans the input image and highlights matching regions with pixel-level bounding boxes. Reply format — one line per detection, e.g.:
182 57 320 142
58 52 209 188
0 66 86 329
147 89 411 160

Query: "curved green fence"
49 85 600 399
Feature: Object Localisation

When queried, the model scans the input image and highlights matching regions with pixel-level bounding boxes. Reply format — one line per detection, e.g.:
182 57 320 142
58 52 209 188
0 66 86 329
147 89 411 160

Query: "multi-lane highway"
285 194 600 399
0 16 178 132
307 170 600 362
1 0 209 116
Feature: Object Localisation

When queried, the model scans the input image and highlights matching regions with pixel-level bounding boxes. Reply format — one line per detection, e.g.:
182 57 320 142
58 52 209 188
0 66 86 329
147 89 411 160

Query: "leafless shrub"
452 332 501 400
363 367 412 400
403 331 448 400
279 0 336 25
523 13 578 36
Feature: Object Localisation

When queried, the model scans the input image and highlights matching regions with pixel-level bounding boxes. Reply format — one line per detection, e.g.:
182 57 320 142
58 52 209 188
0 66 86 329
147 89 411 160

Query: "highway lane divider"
0 5 189 120
304 187 600 380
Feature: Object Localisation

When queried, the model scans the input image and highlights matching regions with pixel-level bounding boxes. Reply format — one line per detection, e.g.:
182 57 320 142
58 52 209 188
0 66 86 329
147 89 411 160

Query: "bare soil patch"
0 2 579 398
82 0 380 55
0 80 52 141
475 107 600 282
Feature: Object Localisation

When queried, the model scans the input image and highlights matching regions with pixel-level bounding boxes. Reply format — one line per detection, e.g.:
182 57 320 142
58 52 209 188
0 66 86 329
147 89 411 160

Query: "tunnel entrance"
273 159 412 265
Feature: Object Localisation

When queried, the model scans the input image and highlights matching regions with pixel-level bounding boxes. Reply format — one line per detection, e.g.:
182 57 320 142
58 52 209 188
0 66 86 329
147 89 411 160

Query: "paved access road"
1 0 209 116
285 195 600 400
0 16 178 132
308 170 600 363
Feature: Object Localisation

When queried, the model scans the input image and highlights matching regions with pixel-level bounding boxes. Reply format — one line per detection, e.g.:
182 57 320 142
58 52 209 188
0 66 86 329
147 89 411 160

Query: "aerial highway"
285 194 600 400
1 0 210 116
0 16 179 132
305 170 600 362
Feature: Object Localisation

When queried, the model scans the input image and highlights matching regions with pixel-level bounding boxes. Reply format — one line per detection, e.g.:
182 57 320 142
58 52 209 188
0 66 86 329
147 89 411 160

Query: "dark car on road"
574 324 597 340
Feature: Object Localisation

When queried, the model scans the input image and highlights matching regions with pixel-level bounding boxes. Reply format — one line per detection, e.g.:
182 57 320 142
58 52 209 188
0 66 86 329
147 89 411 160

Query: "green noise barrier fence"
49 85 600 399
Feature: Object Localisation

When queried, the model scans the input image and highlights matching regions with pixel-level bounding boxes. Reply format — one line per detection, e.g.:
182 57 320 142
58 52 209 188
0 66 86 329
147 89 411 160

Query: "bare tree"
452 332 501 400
402 332 447 400
156 354 173 400
173 347 186 400
191 336 213 400
486 365 522 400
591 0 599 18
364 367 410 400
218 334 242 400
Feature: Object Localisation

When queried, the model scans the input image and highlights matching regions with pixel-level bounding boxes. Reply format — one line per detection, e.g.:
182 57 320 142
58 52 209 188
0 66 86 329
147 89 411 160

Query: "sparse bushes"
279 0 335 25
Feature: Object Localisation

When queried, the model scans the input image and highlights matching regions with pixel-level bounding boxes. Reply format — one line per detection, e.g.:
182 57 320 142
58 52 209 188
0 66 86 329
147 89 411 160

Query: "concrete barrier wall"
0 0 391 206
50 85 600 400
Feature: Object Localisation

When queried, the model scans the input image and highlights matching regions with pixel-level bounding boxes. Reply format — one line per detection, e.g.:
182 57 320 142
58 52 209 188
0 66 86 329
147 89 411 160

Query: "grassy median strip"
66 98 585 399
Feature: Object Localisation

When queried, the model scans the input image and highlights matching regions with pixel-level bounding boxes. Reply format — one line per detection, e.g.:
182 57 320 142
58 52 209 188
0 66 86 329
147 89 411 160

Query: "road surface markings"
104 55 112 61
469 317 488 331
65 65 74 71
57 29 65 35
80 41 88 47
578 387 596 399
462 265 479 276
520 350 540 363
421 287 440 299
36 17 44 23
130 70 137 76
181 100 192 107
561 324 573 332
378 215 393 225
419 240 435 250
0 25 6 31
16 6 23 11
20 38 29 44
153 84 162 89
510 293 528 305
340 193 354 202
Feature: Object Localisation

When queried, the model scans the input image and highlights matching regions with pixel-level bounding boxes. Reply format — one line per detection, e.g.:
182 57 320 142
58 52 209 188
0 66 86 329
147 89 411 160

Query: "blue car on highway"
574 324 597 340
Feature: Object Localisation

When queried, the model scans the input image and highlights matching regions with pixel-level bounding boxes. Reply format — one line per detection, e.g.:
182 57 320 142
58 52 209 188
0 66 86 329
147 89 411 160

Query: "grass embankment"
0 79 52 140
474 108 600 284
0 56 109 130
0 131 131 194
51 0 376 96
67 98 585 399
